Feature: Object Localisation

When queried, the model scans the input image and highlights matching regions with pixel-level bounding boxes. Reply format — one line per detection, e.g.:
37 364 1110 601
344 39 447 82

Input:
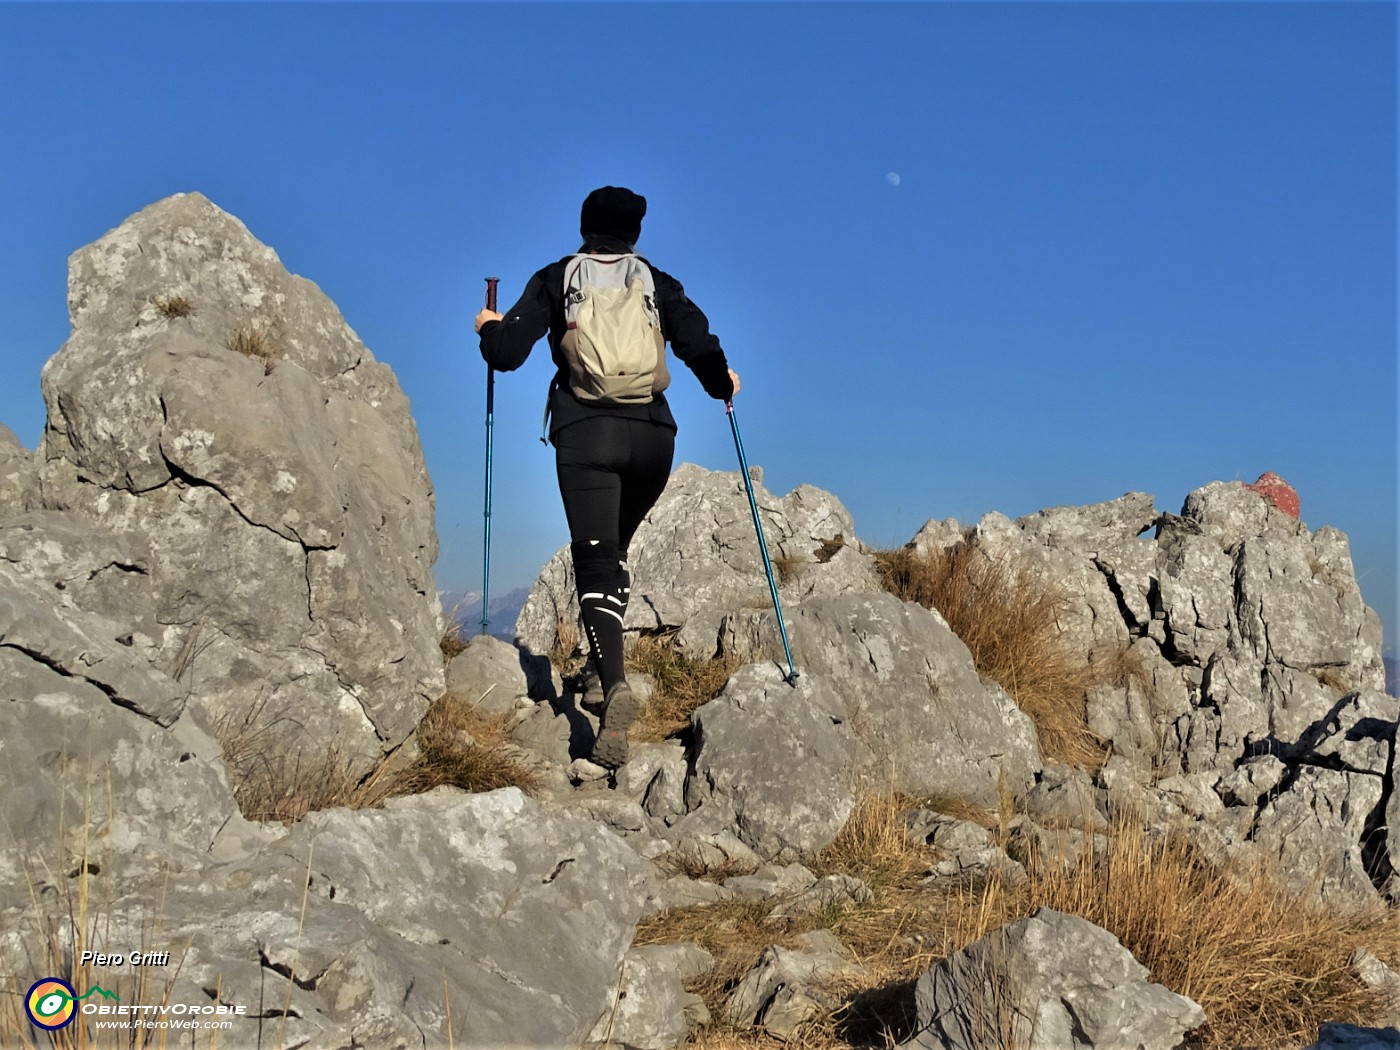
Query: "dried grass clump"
875 542 1108 769
152 293 194 318
440 616 470 661
550 616 585 677
626 634 740 741
398 690 541 797
216 695 362 823
216 691 538 824
227 323 277 374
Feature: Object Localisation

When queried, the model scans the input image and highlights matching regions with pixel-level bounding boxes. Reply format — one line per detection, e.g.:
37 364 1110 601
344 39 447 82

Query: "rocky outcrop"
913 484 1385 777
725 592 1042 805
32 193 443 767
516 463 881 657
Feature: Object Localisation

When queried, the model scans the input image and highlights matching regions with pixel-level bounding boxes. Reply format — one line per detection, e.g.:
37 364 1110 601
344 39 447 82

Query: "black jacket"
478 235 734 440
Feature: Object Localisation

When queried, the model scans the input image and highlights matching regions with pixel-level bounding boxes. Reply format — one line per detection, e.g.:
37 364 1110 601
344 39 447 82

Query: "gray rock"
1153 772 1226 822
0 560 183 726
1352 949 1400 1028
1178 480 1303 547
901 908 1204 1050
1156 525 1236 668
124 787 652 1050
724 941 862 1028
767 873 873 920
758 984 826 1040
509 698 585 767
1249 765 1385 905
909 516 966 556
661 819 766 875
905 811 995 853
586 944 713 1050
923 846 1028 887
1388 751 1400 899
906 811 1027 885
972 494 1155 660
724 591 1042 808
1021 762 1108 831
643 874 736 915
724 863 819 900
679 662 856 862
1288 690 1398 776
0 630 261 893
1007 816 1115 876
446 634 549 716
1217 755 1288 807
0 513 159 640
35 193 443 771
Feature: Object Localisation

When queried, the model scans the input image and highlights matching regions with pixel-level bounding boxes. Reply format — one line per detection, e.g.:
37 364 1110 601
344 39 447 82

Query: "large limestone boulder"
722 592 1043 807
676 663 858 862
516 463 881 657
4 788 651 1050
33 193 443 768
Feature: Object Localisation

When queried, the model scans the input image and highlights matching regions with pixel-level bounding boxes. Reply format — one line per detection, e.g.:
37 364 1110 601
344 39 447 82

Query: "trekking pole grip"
485 277 499 312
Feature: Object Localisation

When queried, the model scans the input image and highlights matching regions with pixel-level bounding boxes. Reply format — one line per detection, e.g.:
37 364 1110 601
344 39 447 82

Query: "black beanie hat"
580 186 646 245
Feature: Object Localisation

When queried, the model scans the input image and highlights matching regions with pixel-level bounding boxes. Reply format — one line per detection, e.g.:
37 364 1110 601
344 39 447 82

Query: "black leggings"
554 416 675 691
554 415 675 551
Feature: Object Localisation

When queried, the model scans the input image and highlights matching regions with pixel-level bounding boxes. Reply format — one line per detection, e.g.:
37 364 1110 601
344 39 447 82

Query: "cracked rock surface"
33 192 443 768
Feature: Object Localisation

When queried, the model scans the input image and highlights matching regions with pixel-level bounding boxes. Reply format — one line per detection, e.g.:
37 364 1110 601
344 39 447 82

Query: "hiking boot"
577 667 606 715
591 681 641 769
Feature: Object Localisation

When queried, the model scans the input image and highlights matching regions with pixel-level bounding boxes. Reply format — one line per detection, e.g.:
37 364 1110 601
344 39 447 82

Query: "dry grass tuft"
226 323 277 374
550 616 585 677
151 293 194 319
399 690 541 797
626 635 741 741
1309 665 1353 696
216 690 538 824
440 617 470 662
875 542 1109 769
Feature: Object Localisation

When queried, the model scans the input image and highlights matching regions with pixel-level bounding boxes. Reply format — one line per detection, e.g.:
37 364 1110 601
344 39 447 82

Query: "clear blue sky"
1 2 1395 653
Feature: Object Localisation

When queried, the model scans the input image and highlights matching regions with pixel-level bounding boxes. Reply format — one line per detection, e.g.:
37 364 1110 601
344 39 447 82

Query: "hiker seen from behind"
475 186 740 769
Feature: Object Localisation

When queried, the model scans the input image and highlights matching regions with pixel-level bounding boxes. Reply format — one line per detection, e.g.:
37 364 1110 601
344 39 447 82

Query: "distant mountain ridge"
1387 655 1398 698
441 587 530 642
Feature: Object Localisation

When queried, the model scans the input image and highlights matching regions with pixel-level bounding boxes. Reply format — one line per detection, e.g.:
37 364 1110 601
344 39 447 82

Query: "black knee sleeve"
572 540 627 690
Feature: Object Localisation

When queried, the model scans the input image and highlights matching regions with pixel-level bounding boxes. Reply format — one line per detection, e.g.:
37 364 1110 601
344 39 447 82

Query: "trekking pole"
480 277 499 635
726 401 798 684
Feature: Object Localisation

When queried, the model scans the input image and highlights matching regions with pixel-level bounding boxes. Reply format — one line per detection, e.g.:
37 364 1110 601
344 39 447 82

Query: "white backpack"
559 253 670 404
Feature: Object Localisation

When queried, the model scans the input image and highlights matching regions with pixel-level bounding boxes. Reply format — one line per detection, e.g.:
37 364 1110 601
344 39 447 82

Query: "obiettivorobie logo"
25 979 119 1030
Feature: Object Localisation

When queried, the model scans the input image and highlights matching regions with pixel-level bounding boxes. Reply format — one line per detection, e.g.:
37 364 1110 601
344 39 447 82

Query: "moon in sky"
886 172 901 186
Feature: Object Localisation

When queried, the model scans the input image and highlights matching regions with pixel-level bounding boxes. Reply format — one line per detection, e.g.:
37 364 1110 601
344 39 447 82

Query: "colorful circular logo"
25 978 77 1030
